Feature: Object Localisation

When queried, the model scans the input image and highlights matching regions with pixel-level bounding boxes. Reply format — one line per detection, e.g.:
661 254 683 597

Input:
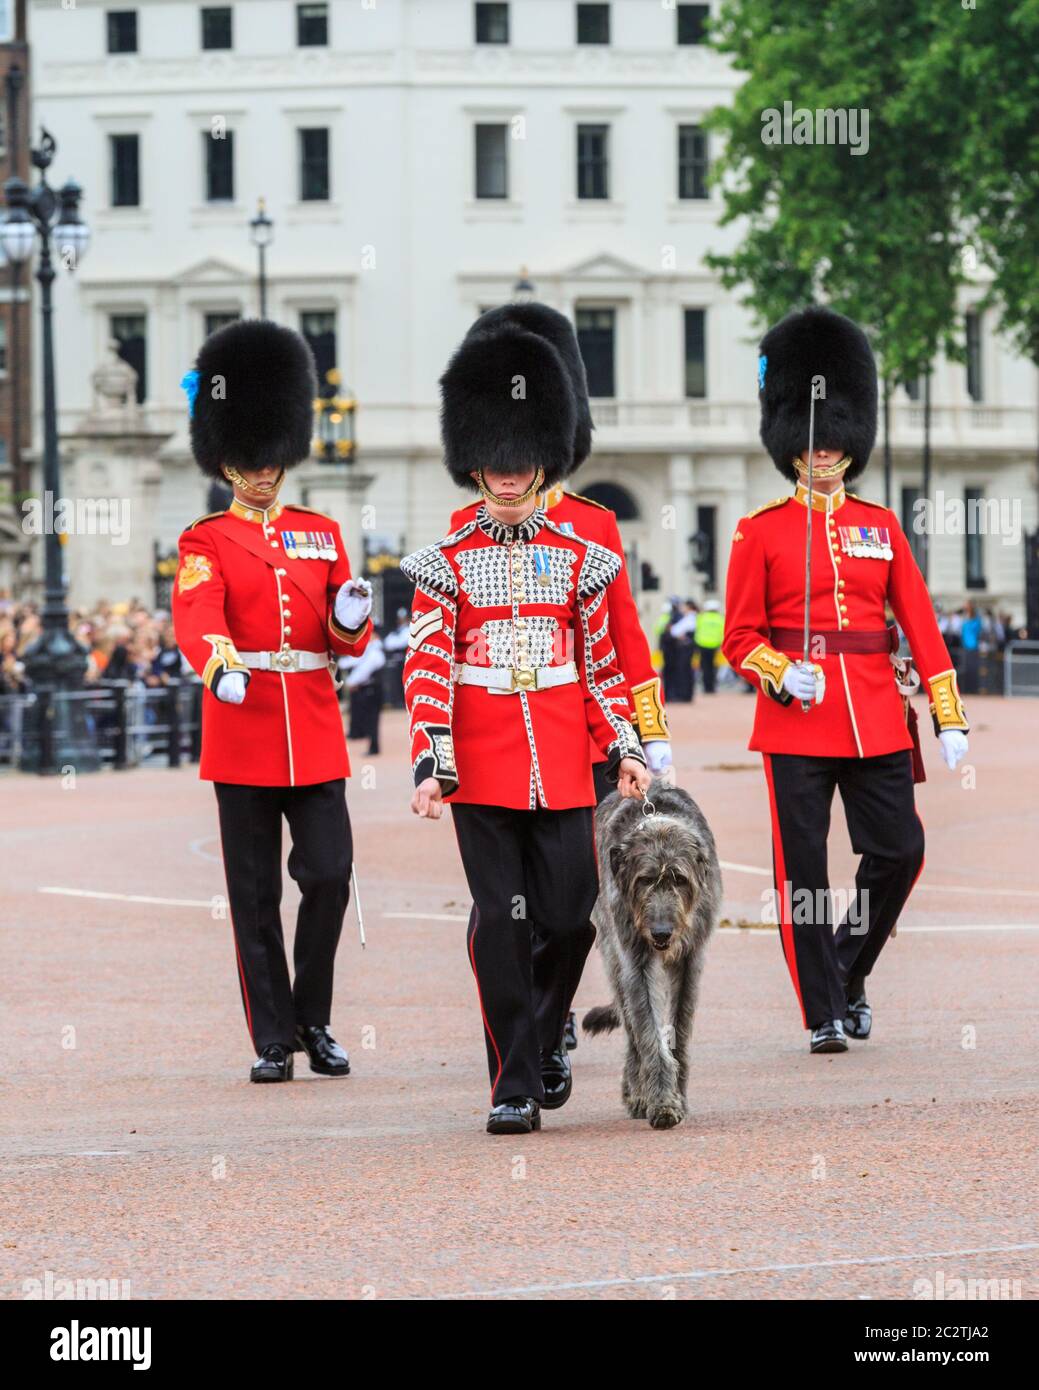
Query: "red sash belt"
769 626 899 656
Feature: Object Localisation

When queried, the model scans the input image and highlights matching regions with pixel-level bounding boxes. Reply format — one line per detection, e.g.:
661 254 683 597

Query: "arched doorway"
576 480 640 521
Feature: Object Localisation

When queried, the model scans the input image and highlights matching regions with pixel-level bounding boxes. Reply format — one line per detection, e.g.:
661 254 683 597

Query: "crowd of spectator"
0 595 187 695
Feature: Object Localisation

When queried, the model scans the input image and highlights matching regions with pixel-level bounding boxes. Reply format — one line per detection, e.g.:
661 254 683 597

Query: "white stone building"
29 0 1039 622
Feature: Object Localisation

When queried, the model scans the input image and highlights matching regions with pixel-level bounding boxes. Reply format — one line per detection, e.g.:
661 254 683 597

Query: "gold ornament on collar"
476 466 545 508
794 454 852 481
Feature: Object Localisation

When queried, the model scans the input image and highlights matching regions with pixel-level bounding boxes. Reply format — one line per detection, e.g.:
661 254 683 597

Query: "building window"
110 134 140 208
577 3 610 44
204 130 234 202
299 128 330 202
966 310 983 402
204 312 240 338
111 313 147 403
684 308 707 398
201 6 232 50
677 124 709 200
577 124 609 200
301 311 337 386
964 487 986 590
576 307 616 398
474 124 509 200
903 376 921 401
475 3 509 43
296 3 328 47
901 485 925 568
676 4 710 45
694 504 717 591
106 11 138 54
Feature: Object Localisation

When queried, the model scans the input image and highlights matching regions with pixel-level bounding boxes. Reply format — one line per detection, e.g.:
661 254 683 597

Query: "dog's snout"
650 923 673 950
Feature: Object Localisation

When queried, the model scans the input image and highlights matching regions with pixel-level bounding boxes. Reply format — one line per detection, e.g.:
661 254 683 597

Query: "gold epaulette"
746 496 790 519
846 493 888 510
563 490 609 512
183 510 225 531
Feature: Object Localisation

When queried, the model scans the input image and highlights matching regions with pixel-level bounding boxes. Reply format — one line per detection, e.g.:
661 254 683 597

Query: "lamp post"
313 367 356 463
1 129 92 771
249 197 273 318
513 265 536 303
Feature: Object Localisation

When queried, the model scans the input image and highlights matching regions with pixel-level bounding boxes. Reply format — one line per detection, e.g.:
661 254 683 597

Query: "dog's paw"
624 1094 648 1120
647 1103 684 1130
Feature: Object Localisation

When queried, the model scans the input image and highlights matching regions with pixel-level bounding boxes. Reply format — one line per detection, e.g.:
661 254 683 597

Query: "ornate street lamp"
249 196 273 318
513 265 536 302
1 128 93 771
312 367 356 463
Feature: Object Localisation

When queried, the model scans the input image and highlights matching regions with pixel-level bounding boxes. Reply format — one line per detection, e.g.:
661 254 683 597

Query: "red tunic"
723 483 968 758
172 500 370 786
401 504 644 810
450 488 668 757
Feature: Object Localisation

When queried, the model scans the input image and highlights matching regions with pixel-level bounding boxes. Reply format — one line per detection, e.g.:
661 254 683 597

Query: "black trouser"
451 803 599 1105
348 681 382 754
762 750 924 1030
214 779 352 1051
697 644 718 693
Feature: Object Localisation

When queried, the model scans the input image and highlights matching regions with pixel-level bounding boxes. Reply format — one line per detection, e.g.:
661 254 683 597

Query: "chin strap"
223 465 286 502
476 466 545 508
794 454 852 481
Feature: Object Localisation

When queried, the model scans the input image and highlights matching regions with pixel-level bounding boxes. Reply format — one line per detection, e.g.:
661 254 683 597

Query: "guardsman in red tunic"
403 308 651 1135
723 307 969 1053
447 304 671 1051
172 320 373 1084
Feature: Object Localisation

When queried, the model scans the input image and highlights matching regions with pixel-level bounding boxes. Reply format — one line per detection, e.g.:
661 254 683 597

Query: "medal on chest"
281 529 337 561
837 525 892 561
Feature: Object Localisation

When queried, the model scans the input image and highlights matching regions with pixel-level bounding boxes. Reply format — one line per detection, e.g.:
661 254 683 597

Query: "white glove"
643 740 672 773
781 661 825 705
938 729 968 771
214 671 247 705
335 577 373 631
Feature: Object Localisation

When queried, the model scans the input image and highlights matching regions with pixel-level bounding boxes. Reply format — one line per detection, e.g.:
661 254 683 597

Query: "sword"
801 381 821 713
351 863 366 949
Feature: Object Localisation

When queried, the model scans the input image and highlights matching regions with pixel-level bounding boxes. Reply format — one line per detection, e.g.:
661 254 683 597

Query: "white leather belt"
454 661 578 694
239 649 332 673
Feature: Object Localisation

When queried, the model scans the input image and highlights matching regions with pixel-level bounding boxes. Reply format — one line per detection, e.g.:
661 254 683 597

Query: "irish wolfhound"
583 778 720 1129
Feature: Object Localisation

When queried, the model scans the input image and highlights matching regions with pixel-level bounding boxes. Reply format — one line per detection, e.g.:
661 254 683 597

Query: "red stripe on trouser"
467 907 503 1101
762 753 808 1028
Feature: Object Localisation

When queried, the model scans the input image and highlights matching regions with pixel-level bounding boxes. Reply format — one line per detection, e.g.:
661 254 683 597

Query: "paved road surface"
2 693 1036 1299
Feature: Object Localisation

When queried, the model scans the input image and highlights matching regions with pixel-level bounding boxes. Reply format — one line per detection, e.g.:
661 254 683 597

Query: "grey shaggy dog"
583 778 720 1129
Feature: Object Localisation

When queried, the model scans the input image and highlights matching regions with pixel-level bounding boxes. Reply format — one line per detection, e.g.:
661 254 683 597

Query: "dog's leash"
637 786 657 818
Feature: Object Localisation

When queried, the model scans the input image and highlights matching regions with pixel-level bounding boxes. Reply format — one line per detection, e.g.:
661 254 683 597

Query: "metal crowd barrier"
0 679 203 772
1003 641 1039 697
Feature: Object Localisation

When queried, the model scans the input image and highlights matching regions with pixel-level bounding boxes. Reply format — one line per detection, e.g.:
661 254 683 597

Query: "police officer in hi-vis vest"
723 307 969 1053
173 319 373 1083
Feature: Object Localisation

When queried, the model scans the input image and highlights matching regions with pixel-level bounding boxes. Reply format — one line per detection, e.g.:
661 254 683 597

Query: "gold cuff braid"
630 676 669 741
202 633 249 691
741 642 792 701
928 669 969 732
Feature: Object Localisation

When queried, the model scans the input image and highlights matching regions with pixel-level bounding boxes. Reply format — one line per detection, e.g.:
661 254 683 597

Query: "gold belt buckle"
511 666 536 692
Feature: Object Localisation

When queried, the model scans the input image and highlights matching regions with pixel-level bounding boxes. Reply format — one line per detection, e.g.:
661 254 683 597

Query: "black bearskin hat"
758 306 878 483
461 303 593 472
439 308 580 490
186 319 316 480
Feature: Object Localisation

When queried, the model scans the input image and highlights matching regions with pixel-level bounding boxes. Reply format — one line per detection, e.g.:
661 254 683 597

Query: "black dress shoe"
295 1025 351 1077
563 1011 578 1051
844 983 872 1039
486 1098 542 1135
809 1020 848 1054
250 1044 294 1083
540 1047 573 1109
